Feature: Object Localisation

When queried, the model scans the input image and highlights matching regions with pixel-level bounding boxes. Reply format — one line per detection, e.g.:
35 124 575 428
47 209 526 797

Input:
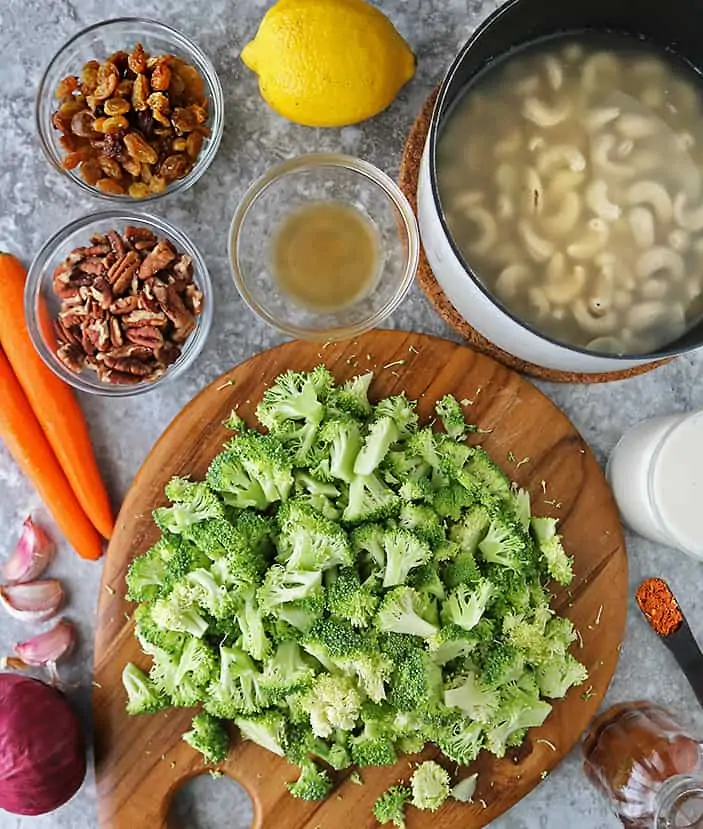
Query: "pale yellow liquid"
271 201 380 312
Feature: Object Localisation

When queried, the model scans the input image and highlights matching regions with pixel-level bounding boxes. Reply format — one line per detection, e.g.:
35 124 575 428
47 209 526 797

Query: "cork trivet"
398 86 670 383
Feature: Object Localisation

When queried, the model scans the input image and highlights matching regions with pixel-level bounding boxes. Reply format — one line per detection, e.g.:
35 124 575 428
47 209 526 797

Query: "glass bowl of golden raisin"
36 18 224 201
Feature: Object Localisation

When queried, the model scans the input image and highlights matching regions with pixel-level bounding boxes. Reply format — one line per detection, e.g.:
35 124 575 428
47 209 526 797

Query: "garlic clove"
2 516 55 584
13 619 76 666
0 579 64 623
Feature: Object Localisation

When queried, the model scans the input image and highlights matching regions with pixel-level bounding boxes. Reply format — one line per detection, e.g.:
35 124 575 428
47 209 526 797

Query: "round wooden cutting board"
93 330 627 829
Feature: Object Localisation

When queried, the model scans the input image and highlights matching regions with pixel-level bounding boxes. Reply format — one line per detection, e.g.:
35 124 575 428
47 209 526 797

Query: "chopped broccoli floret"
277 500 352 571
182 712 229 764
388 648 443 712
450 504 491 554
531 516 574 585
327 567 379 627
206 448 268 509
205 643 268 718
435 394 474 440
354 416 400 476
287 759 333 801
411 760 450 812
433 713 484 766
349 717 397 766
329 372 374 419
373 785 411 828
382 529 432 588
444 671 500 722
235 709 288 756
258 565 323 612
374 394 418 436
154 478 224 534
302 673 363 738
536 653 588 699
343 472 401 525
260 640 317 701
320 417 363 483
479 513 529 571
484 685 552 758
376 586 439 639
427 623 476 666
442 580 493 632
350 522 386 569
122 663 167 715
151 582 209 638
398 502 446 546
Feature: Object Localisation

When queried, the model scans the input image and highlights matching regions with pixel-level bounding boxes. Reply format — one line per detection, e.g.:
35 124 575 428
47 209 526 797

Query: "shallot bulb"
2 516 55 584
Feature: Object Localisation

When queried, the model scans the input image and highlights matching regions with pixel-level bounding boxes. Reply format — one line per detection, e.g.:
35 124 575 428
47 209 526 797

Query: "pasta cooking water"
437 34 703 354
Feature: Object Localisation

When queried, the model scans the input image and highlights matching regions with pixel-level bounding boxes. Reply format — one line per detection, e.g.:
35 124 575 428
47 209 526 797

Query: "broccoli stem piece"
410 760 450 811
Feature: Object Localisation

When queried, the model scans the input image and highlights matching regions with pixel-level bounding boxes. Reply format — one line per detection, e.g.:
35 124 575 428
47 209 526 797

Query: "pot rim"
425 0 702 362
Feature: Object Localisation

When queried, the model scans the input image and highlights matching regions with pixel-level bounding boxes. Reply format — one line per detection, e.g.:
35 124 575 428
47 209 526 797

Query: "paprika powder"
635 577 683 637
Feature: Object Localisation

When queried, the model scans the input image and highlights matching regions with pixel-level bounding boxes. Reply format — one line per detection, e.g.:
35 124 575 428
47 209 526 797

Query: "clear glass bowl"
36 18 224 203
228 154 420 340
25 210 213 397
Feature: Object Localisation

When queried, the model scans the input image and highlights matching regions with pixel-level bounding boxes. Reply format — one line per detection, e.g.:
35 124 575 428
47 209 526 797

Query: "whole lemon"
241 0 415 127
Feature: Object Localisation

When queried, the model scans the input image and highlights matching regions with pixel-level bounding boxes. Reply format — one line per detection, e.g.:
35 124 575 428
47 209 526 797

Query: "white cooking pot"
416 0 703 374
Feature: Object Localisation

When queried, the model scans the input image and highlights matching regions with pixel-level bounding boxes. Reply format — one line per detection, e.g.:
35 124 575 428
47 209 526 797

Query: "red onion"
0 673 86 815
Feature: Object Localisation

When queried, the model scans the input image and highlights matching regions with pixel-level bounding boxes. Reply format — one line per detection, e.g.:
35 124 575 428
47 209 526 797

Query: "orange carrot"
0 347 103 560
0 252 114 539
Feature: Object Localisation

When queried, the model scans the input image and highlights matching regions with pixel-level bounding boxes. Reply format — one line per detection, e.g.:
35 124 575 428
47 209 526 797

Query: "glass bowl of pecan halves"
24 210 213 396
36 18 224 201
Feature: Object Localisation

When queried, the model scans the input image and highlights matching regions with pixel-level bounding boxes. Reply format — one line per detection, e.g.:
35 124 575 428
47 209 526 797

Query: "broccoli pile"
122 366 587 815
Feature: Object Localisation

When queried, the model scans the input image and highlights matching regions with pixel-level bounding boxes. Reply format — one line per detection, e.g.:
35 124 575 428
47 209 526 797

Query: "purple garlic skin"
2 516 55 584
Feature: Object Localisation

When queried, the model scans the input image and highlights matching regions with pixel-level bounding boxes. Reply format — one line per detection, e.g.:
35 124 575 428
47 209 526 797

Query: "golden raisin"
99 157 123 179
150 62 171 91
93 117 108 133
103 115 129 134
94 61 119 100
172 137 187 152
132 74 150 111
104 97 131 116
127 43 147 74
175 63 205 100
185 131 203 159
171 107 197 133
96 177 126 195
80 159 102 186
160 154 189 180
148 176 167 193
123 132 158 164
117 79 134 98
140 164 153 184
55 75 79 98
61 150 90 170
80 60 100 92
70 110 96 137
128 182 151 199
58 99 84 119
121 156 142 177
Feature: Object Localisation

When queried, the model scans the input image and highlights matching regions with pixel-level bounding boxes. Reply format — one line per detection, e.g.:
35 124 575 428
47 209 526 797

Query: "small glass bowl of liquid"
228 154 419 340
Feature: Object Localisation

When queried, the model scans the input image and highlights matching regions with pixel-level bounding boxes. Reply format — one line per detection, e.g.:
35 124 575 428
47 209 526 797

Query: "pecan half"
107 229 126 258
57 344 85 373
100 354 153 376
125 326 163 348
90 276 113 309
109 317 123 348
107 251 141 296
139 241 176 279
109 295 139 315
121 309 169 328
